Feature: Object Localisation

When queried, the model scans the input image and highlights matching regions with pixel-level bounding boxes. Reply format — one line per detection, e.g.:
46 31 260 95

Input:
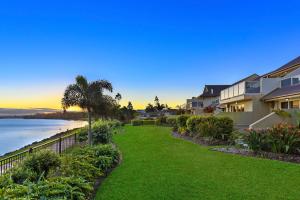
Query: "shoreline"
0 122 87 159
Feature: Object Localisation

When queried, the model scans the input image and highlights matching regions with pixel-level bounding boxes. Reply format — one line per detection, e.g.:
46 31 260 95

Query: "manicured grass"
96 125 300 200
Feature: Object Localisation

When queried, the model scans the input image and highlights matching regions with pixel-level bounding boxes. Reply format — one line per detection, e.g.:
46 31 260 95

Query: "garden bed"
211 147 300 164
172 132 230 146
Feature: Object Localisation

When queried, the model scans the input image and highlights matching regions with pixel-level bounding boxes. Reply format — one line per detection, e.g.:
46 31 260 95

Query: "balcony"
220 81 260 101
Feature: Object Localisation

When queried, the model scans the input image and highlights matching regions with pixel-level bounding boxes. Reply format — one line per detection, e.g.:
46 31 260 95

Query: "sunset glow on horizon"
0 1 300 112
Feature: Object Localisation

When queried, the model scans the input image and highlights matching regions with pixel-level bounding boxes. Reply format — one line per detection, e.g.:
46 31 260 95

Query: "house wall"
260 78 281 94
283 67 300 78
219 96 270 126
249 112 292 129
191 96 220 115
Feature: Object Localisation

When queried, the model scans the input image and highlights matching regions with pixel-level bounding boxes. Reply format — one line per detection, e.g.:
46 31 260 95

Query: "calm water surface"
0 119 87 156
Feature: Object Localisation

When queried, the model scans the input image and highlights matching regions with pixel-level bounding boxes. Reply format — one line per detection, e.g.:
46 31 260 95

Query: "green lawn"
96 125 300 200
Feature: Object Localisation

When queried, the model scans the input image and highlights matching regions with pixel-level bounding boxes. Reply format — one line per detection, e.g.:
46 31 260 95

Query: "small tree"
62 75 113 145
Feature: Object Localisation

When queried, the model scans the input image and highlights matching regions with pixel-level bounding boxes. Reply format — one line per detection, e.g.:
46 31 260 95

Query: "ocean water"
0 119 87 156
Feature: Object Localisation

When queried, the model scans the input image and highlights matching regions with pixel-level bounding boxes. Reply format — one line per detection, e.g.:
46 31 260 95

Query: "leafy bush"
196 117 218 138
23 150 61 178
1 177 93 200
60 155 102 182
216 117 234 140
246 129 269 152
176 115 190 134
203 106 214 113
268 124 300 154
76 127 88 142
0 144 120 199
92 121 113 144
246 124 300 154
10 166 38 184
274 110 291 118
191 116 234 140
186 116 204 135
166 116 178 131
131 119 143 126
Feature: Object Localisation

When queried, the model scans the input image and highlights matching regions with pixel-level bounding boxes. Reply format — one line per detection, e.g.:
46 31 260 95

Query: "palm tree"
62 75 113 145
115 93 122 105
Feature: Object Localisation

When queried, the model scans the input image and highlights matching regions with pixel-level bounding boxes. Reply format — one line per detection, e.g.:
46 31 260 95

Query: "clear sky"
0 0 300 110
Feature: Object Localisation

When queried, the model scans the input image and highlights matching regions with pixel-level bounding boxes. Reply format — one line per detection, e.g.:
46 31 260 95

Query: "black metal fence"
0 132 81 175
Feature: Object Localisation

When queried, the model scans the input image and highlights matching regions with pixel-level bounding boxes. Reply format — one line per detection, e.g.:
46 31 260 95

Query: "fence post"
74 133 77 144
59 137 62 154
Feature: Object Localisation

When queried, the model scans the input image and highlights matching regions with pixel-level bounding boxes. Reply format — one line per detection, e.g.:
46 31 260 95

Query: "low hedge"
168 115 233 141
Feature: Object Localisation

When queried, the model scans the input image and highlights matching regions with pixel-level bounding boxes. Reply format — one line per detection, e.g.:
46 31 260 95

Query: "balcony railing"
221 81 260 100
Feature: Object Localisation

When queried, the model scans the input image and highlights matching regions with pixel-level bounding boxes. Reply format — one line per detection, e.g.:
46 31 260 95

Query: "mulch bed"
211 147 300 164
172 132 300 164
172 132 230 146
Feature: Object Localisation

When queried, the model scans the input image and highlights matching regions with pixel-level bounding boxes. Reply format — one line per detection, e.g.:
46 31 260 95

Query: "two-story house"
187 85 230 115
219 56 300 128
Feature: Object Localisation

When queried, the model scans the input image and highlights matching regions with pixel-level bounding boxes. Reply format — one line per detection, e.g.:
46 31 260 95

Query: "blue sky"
0 0 300 109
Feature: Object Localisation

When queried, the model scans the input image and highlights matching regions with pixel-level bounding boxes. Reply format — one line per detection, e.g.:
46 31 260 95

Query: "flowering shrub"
246 124 300 154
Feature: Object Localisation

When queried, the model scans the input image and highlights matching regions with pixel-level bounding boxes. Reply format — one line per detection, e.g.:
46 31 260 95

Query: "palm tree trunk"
88 111 92 145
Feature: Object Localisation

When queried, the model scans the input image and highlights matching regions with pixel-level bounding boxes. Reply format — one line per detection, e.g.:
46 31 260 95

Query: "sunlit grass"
96 125 300 200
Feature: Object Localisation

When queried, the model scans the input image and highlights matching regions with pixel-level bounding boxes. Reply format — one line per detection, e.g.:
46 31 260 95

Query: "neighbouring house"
186 85 230 115
219 56 300 129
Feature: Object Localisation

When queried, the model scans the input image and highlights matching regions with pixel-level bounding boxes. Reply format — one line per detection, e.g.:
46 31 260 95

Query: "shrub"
60 155 102 182
246 124 300 154
0 144 119 199
229 130 245 146
246 129 270 152
268 124 300 154
76 127 88 142
92 121 113 144
215 117 234 140
176 115 190 133
191 116 234 140
196 117 218 138
143 120 156 125
274 109 291 118
186 116 204 135
10 166 38 184
166 116 178 131
203 106 214 113
131 119 143 126
23 150 61 178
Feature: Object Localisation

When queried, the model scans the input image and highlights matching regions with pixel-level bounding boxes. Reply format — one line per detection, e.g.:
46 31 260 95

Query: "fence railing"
0 132 81 175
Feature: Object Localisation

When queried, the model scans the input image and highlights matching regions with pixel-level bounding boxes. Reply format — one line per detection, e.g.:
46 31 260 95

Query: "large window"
281 78 292 88
281 102 289 109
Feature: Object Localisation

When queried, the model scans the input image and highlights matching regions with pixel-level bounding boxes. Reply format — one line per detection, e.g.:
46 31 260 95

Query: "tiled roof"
199 85 230 98
262 84 300 101
262 56 300 77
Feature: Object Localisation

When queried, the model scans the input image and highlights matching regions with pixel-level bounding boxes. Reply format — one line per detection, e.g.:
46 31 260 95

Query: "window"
281 102 289 109
293 77 300 85
245 81 260 93
281 78 291 88
191 102 198 107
